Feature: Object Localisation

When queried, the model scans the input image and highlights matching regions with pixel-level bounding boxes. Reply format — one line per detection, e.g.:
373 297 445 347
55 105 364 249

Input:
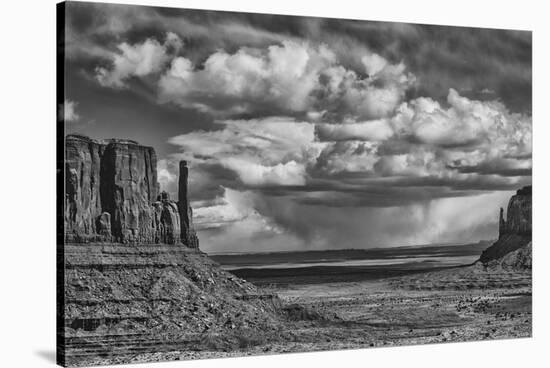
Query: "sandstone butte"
64 134 198 247
60 135 300 367
479 185 532 269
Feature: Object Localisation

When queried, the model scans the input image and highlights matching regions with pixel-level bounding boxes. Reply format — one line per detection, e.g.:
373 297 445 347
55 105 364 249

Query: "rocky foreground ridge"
61 136 313 367
479 186 532 269
61 244 289 366
64 134 198 247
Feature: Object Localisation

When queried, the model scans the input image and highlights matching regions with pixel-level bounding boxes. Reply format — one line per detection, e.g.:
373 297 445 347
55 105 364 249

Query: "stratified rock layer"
498 185 532 237
99 140 159 243
65 135 105 240
60 244 284 367
64 135 197 247
479 186 532 265
485 242 532 271
61 136 285 367
153 193 181 244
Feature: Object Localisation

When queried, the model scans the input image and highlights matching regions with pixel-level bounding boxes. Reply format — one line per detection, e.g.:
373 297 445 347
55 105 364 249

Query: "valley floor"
111 265 532 365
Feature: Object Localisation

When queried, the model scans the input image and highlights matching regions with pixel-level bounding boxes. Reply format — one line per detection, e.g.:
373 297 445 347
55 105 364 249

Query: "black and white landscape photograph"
58 1 532 366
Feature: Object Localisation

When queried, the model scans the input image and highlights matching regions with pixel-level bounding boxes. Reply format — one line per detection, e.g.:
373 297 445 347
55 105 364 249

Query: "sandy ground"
107 264 531 365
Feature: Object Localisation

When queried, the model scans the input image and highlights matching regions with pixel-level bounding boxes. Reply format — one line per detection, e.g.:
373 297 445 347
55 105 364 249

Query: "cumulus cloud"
193 187 259 230
222 158 306 186
315 120 394 141
393 89 532 166
192 187 306 252
95 32 182 88
64 3 532 251
168 117 325 187
392 89 524 148
157 40 413 120
89 24 416 121
314 141 379 175
157 158 177 194
162 90 531 211
60 99 80 122
313 89 532 181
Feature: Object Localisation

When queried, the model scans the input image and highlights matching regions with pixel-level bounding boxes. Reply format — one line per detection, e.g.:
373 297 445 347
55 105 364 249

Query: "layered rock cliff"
61 136 287 367
479 186 532 265
498 185 532 237
60 244 285 367
64 134 198 247
484 242 532 271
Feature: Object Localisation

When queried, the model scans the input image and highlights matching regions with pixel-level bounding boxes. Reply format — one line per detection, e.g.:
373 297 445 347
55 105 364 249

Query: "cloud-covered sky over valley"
63 2 532 252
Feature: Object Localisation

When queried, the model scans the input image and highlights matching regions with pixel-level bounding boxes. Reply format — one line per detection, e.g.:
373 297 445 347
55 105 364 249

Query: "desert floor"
123 265 531 364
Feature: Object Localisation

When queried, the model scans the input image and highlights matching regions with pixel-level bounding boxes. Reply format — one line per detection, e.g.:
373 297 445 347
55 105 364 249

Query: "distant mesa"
64 134 199 247
479 185 532 269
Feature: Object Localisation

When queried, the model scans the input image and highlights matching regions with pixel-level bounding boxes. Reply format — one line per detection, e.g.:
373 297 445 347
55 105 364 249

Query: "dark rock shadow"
35 350 56 364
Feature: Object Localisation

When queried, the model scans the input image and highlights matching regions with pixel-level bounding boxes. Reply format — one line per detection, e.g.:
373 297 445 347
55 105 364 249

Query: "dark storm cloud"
63 2 532 251
66 2 531 113
449 161 533 177
200 188 512 251
237 173 529 207
316 20 532 113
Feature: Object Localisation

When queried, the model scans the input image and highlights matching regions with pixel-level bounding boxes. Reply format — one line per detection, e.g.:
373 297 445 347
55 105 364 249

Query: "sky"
62 1 532 253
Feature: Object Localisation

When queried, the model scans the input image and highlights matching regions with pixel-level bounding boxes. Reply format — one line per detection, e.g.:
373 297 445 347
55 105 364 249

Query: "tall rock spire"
498 207 506 237
178 160 189 231
178 160 199 248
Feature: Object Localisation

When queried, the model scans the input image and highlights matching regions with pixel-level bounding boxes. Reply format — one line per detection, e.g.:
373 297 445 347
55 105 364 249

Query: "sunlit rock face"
480 186 532 265
64 134 197 247
499 186 532 237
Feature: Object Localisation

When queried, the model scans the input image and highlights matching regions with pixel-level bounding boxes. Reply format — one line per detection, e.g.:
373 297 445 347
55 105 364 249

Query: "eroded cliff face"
64 134 198 247
99 140 159 243
499 185 532 237
65 136 104 240
61 137 292 367
480 186 532 265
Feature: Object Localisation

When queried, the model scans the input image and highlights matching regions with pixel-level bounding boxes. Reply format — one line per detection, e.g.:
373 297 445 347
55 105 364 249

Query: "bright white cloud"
193 187 258 229
157 158 177 194
222 158 306 186
315 89 532 179
61 99 80 122
192 187 303 253
393 89 532 152
169 117 326 186
361 53 388 76
157 40 413 120
96 32 182 88
164 89 531 192
95 35 414 120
